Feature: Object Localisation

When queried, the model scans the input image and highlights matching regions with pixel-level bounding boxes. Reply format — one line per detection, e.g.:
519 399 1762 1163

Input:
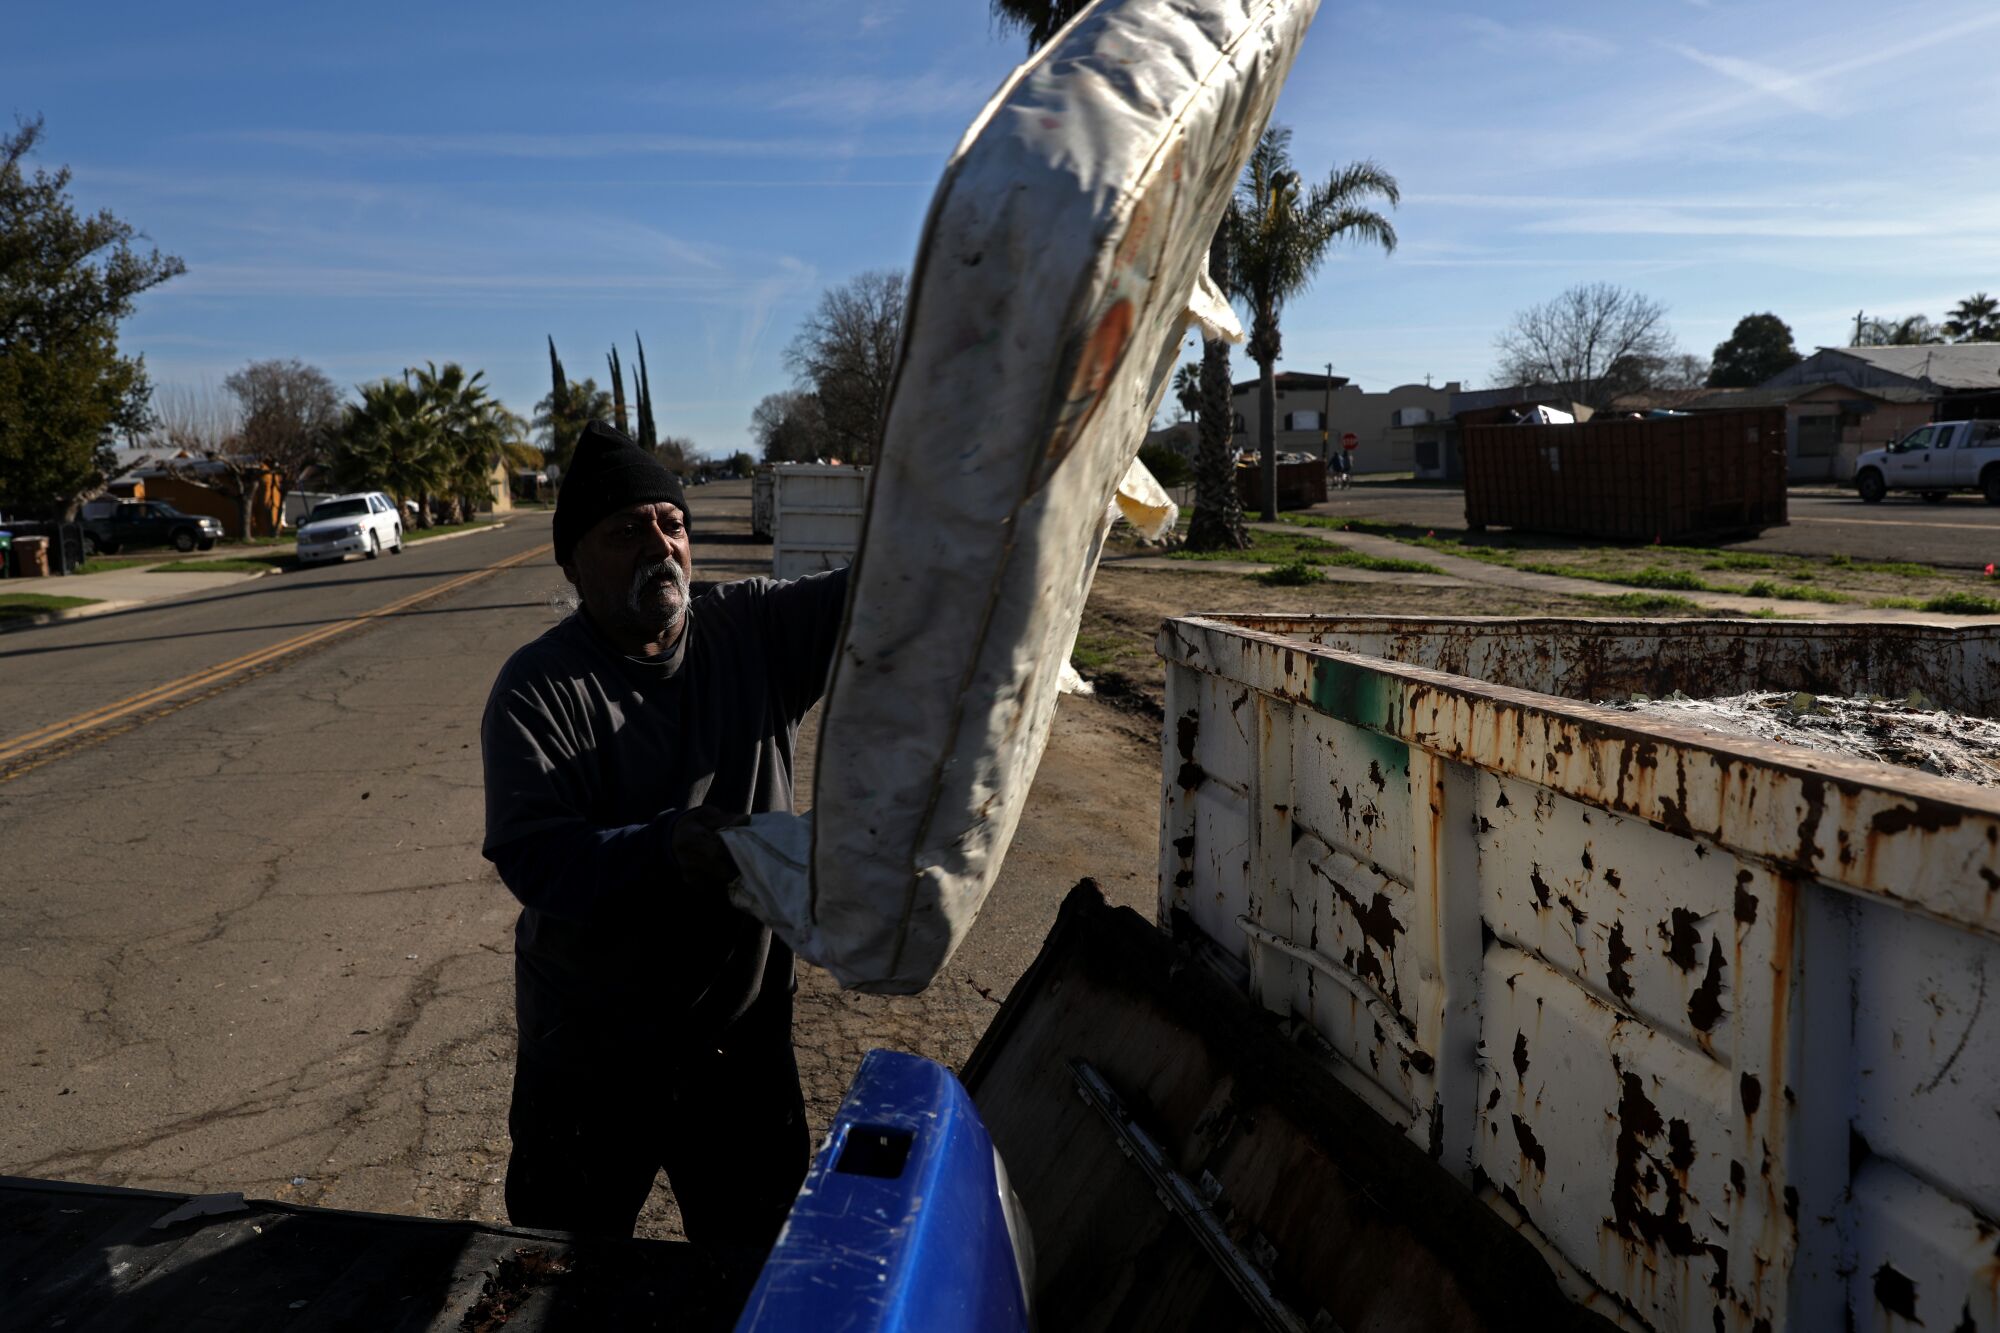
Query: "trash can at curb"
13 535 50 577
0 531 12 578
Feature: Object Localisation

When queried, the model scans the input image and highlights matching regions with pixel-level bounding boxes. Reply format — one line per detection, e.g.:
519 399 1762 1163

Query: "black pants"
504 982 810 1248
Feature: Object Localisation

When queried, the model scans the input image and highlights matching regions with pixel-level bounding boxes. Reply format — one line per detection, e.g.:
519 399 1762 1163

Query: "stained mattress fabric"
724 0 1318 993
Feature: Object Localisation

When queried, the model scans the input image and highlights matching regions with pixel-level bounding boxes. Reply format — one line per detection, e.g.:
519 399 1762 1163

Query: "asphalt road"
1314 482 2000 568
0 487 1161 1236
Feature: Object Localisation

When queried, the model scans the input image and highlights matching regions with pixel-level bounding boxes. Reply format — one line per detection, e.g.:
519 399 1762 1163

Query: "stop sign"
1341 431 1359 450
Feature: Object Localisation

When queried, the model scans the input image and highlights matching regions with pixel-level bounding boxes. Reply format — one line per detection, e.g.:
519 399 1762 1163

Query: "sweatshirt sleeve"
479 665 685 925
762 563 851 724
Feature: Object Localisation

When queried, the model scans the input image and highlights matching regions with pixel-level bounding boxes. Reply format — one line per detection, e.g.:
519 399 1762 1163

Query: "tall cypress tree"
546 336 568 421
634 332 658 450
607 347 628 434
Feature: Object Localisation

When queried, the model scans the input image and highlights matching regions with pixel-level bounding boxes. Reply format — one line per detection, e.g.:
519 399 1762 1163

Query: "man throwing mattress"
480 421 848 1245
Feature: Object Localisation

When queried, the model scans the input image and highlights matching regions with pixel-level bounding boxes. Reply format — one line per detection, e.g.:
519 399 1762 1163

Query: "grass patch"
1313 548 1442 574
1069 632 1123 672
406 519 498 542
74 556 162 574
1920 591 2000 615
150 557 286 574
1842 558 1937 578
1702 552 1786 572
1577 591 1702 614
1251 558 1324 586
0 591 98 621
1742 579 1850 604
1169 529 1318 563
1520 562 1716 591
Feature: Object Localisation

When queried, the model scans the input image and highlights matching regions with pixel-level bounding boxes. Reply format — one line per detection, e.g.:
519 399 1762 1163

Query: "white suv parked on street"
296 492 404 564
1853 420 2000 504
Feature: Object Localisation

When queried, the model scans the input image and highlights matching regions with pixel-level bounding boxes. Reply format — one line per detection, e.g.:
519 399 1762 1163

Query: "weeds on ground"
1252 558 1324 586
1917 591 2000 615
1576 591 1702 614
1069 633 1124 672
1741 579 1851 604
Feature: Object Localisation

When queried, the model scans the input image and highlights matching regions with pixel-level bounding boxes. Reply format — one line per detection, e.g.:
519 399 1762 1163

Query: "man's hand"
673 805 746 892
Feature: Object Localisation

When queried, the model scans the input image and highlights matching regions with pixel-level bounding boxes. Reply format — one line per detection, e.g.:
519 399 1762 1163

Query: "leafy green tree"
532 374 613 473
1944 293 2000 343
729 451 755 478
1706 314 1800 388
1227 127 1398 519
0 116 183 517
331 377 448 527
751 389 828 463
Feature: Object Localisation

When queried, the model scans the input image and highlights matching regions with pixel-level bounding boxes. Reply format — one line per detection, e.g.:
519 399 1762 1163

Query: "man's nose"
640 516 674 556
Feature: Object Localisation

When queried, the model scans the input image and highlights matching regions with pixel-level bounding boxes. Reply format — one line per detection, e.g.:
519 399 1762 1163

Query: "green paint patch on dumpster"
1310 657 1398 732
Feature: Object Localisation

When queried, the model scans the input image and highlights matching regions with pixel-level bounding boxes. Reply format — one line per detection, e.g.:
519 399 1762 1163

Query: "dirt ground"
1073 563 1652 717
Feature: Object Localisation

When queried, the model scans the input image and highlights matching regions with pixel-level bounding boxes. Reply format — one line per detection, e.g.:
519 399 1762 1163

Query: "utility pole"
1853 310 1865 347
1323 362 1333 463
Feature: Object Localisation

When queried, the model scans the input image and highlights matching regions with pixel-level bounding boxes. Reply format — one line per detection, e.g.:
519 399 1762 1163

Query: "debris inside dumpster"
1618 690 2000 787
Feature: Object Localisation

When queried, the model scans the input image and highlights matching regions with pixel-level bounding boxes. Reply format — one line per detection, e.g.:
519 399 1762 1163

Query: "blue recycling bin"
736 1050 1033 1333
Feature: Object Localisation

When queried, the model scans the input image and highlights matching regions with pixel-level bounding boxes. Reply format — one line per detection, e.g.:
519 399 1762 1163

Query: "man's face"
564 501 694 651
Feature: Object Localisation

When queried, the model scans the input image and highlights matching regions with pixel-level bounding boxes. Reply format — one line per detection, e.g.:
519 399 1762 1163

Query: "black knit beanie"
553 421 690 564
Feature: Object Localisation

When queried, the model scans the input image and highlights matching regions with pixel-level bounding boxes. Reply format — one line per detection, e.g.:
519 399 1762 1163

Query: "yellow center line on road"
0 543 549 776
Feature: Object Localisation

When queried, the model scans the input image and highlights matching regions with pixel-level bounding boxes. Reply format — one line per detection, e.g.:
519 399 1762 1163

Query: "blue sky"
10 1 1998 455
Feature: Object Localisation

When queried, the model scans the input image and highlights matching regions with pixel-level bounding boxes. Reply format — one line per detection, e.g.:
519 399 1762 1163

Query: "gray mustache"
629 559 688 613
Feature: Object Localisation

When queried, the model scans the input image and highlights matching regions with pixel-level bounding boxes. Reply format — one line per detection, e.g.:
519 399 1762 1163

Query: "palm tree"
1944 293 2000 343
332 377 448 528
532 376 614 473
1187 235 1252 553
1171 363 1202 423
989 0 1089 49
413 361 518 523
1227 127 1398 520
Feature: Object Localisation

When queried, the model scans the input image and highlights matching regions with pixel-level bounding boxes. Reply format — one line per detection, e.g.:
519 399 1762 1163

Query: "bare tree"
1493 283 1678 409
147 381 240 455
785 270 904 465
751 389 828 463
224 359 344 482
652 435 696 473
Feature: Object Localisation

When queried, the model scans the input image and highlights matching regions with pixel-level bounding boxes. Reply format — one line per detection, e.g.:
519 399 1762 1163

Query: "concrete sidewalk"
1 567 269 632
1251 522 2000 624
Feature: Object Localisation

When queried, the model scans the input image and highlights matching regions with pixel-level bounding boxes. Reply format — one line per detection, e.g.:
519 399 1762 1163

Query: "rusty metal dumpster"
1157 614 2000 1332
1462 408 1788 542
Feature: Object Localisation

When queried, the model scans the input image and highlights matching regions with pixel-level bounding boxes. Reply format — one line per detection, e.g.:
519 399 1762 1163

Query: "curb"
0 566 281 637
0 520 518 637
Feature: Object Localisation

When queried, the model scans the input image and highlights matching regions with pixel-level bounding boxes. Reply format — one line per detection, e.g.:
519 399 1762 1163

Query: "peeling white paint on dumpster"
1158 615 2000 1332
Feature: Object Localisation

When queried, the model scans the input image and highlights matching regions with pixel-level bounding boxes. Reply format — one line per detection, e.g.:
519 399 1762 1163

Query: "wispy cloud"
1662 44 1827 111
1459 15 1618 62
215 129 943 160
772 70 992 120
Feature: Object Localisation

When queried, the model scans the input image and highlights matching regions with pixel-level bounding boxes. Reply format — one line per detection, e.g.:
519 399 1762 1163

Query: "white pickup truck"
1852 418 2000 503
